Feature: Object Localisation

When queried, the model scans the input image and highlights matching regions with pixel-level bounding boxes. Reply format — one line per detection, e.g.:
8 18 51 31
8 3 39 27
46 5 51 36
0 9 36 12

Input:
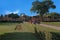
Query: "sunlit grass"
0 22 60 40
0 22 60 35
42 22 60 27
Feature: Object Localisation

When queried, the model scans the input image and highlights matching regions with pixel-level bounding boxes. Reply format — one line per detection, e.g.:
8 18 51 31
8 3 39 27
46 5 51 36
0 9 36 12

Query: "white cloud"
13 10 20 14
5 10 20 15
5 11 12 15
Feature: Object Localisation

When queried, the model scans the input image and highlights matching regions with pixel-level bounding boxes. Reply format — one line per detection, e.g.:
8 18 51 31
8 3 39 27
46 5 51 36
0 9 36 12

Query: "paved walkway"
40 24 60 30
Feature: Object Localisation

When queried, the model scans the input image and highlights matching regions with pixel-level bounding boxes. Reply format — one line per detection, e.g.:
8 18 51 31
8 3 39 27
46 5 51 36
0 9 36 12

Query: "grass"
21 23 60 32
1 32 37 40
0 23 38 40
42 22 60 27
36 25 60 32
0 22 60 40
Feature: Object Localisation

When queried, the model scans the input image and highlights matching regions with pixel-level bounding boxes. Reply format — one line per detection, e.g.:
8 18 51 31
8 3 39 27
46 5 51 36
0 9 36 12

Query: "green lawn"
42 22 60 27
0 22 60 40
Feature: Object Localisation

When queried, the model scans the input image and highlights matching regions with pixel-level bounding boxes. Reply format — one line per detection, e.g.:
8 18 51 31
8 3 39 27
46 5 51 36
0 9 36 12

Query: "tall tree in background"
8 13 19 19
30 0 56 22
48 12 59 20
0 14 3 18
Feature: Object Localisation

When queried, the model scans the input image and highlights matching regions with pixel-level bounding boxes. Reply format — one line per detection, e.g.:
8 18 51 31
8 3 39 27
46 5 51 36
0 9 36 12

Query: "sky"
0 0 60 16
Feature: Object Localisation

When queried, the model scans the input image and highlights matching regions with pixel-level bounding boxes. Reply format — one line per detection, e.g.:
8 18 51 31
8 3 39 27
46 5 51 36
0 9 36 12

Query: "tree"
20 13 29 21
0 14 3 18
30 0 56 22
8 13 19 19
48 12 59 20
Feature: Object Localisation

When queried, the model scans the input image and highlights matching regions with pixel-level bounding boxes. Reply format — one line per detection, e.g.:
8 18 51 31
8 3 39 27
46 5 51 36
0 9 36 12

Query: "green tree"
8 13 19 19
48 12 59 20
30 0 56 22
0 14 3 18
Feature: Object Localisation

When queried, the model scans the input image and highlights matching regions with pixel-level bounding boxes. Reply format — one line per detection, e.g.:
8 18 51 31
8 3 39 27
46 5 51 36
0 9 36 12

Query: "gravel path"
40 24 60 30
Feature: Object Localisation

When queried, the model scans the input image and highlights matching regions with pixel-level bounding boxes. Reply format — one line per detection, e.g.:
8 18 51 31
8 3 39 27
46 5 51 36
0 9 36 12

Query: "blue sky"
0 0 60 16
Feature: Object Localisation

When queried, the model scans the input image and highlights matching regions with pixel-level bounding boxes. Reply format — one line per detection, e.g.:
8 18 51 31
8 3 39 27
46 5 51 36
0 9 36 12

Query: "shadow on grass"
0 32 37 40
34 27 45 40
0 27 60 40
34 27 60 40
51 32 60 40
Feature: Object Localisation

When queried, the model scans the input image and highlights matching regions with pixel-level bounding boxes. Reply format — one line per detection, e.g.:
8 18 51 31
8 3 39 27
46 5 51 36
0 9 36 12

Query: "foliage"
0 14 3 18
30 0 56 21
8 13 19 18
34 27 60 40
48 12 59 19
51 32 60 40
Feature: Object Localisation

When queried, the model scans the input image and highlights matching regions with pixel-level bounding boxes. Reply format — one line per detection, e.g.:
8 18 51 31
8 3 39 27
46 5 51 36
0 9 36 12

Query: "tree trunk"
40 15 43 22
38 15 43 24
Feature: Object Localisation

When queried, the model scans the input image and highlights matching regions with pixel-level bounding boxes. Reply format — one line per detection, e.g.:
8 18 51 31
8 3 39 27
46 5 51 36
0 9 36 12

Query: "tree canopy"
31 0 56 15
30 0 56 21
8 13 19 18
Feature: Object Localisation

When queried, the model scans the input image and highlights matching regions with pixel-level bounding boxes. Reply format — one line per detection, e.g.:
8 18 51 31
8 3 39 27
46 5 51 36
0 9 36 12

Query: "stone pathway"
40 24 60 30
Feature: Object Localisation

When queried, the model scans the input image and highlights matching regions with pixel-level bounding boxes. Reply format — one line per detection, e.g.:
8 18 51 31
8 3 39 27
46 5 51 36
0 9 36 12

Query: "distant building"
0 14 60 22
